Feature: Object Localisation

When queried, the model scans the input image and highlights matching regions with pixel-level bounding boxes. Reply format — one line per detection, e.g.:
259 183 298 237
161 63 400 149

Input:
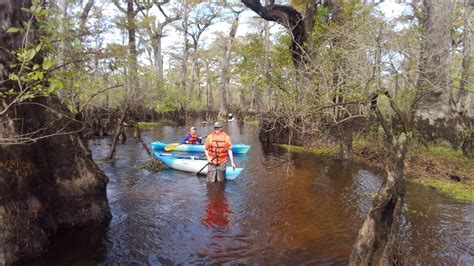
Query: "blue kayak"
153 151 243 180
151 141 251 154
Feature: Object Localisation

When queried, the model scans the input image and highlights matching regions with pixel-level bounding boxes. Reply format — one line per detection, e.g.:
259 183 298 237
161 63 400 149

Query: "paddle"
195 152 219 176
164 143 181 151
195 161 211 176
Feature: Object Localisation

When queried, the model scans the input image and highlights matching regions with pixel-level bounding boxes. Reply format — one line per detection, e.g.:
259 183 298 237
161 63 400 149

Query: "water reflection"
16 122 474 265
201 182 232 230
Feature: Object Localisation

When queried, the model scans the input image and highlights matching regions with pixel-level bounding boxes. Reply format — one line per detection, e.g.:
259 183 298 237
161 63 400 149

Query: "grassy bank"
279 139 474 202
243 116 259 126
138 119 178 128
279 144 338 156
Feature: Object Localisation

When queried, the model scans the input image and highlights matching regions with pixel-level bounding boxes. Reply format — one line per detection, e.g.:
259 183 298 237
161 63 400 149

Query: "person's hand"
231 162 236 170
207 156 212 163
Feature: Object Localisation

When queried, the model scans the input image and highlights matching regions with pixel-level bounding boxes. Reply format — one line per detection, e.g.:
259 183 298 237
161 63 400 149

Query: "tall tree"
179 1 191 96
458 0 474 156
0 1 110 264
459 0 473 113
415 0 456 141
113 0 143 97
54 0 69 66
109 0 152 158
330 0 356 161
350 16 411 264
219 7 243 116
188 3 219 99
142 1 180 83
263 1 272 111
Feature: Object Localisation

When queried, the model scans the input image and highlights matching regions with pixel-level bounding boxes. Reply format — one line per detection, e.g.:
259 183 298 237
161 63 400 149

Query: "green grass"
280 138 474 203
138 119 178 128
414 178 474 202
245 119 259 126
279 144 337 156
243 116 259 126
353 137 384 152
410 144 471 165
94 159 109 165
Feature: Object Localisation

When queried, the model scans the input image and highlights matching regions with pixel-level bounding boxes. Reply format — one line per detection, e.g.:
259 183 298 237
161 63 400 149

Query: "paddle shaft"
196 151 219 175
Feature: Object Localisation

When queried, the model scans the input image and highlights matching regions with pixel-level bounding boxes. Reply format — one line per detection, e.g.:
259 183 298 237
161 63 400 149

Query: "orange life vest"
187 131 198 144
207 131 230 164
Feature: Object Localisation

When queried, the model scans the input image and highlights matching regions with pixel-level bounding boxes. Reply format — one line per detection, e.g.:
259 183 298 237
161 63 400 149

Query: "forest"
1 0 473 265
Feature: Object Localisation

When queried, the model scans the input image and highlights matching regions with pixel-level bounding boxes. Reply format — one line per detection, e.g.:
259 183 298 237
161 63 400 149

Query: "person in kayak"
204 122 236 182
181 127 202 144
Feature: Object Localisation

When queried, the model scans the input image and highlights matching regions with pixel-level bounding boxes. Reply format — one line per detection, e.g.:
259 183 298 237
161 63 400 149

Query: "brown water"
19 122 474 265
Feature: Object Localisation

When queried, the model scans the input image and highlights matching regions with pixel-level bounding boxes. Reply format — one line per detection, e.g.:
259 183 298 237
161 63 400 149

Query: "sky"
94 1 411 69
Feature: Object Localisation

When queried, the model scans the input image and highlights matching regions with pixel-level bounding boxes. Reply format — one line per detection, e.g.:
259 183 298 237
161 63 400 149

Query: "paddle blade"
164 143 180 151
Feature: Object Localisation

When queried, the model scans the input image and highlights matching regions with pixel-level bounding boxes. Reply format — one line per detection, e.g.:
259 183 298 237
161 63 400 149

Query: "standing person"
181 127 202 144
204 122 236 182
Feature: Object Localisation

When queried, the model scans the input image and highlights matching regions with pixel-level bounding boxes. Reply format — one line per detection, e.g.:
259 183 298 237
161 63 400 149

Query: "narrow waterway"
19 122 474 264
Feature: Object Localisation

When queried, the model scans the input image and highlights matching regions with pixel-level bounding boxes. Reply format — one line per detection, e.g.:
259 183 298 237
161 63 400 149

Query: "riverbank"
279 138 474 202
138 119 179 128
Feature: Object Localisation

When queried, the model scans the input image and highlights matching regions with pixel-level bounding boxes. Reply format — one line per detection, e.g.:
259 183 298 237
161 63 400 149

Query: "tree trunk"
189 43 198 98
0 1 110 264
304 1 315 38
106 108 128 160
339 127 353 161
263 14 271 111
152 29 164 82
56 0 68 65
196 62 202 101
415 0 457 143
219 16 239 115
459 0 473 112
205 60 213 119
133 120 140 139
78 0 94 36
460 1 474 157
350 133 407 265
127 0 138 99
331 0 354 161
181 3 189 96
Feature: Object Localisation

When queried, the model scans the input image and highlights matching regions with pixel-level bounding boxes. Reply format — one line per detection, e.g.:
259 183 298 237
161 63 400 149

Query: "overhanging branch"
241 0 308 65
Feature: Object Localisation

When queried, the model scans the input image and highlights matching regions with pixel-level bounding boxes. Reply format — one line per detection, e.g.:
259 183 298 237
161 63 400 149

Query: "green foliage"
271 34 293 67
2 2 68 102
154 85 183 113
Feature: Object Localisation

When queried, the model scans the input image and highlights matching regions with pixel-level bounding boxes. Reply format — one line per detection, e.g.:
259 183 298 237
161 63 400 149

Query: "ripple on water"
18 124 474 265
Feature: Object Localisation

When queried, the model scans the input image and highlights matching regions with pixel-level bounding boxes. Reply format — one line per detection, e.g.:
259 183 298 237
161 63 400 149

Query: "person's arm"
204 139 211 162
227 136 235 169
181 134 191 144
228 149 235 169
